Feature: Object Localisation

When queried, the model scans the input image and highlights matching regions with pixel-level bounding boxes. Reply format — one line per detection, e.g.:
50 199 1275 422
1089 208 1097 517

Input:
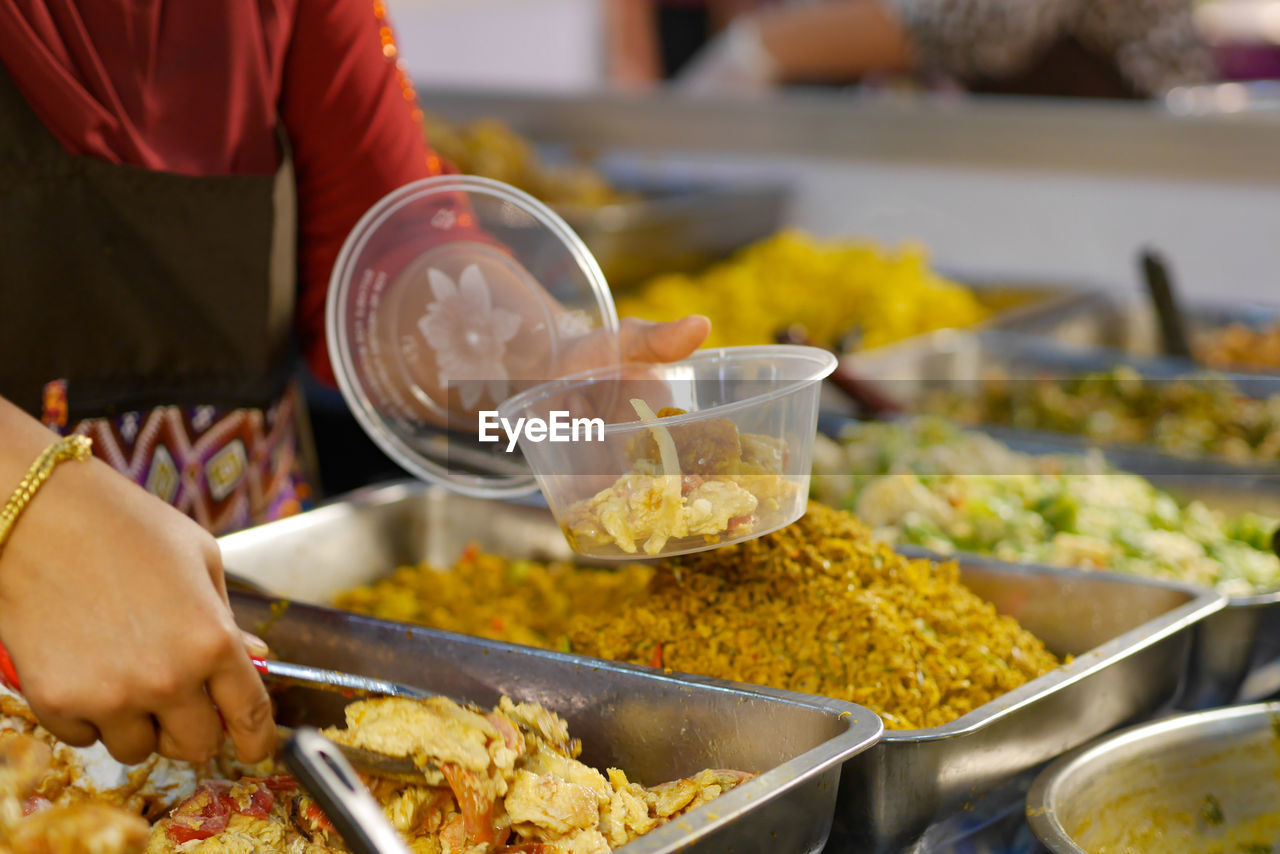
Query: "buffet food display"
15 120 1279 853
1028 703 1280 853
225 480 1218 852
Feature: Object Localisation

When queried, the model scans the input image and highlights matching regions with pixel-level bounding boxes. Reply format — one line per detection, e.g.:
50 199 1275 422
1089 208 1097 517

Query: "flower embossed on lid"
418 264 522 411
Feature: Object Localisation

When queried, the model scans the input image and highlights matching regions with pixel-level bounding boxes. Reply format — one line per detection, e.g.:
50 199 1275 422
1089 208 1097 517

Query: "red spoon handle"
0 647 271 695
0 641 21 693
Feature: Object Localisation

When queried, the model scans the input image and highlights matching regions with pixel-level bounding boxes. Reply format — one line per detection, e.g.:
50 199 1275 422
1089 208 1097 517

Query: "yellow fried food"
617 230 988 350
0 730 149 854
568 503 1062 729
334 548 654 651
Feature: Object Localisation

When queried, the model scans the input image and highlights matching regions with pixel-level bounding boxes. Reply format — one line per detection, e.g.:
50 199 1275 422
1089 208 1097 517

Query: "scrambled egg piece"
1 729 150 854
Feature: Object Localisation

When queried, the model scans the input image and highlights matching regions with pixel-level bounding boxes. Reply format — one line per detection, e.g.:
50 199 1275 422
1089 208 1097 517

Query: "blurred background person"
614 0 1215 99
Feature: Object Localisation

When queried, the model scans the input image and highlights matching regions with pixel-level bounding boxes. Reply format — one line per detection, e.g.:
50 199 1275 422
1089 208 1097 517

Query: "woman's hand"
0 403 275 766
557 314 712 379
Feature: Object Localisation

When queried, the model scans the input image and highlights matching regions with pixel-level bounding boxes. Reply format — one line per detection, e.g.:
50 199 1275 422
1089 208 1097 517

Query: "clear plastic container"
497 346 837 559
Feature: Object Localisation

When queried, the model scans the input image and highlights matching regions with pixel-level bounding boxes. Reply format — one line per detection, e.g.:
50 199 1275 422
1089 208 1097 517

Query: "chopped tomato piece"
303 800 338 834
239 785 275 818
165 785 233 843
485 713 524 754
261 774 299 794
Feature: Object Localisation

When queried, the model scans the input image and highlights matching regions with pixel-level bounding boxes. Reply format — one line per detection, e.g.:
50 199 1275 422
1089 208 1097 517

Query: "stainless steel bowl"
1028 702 1280 853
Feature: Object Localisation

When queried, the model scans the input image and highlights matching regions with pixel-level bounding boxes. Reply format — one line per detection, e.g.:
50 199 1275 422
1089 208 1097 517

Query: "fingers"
619 315 711 364
240 631 270 659
155 692 223 763
97 713 160 766
207 650 276 763
201 533 231 608
31 711 98 749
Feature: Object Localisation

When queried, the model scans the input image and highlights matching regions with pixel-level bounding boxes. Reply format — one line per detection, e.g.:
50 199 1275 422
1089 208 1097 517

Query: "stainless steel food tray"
817 412 1280 709
554 180 790 290
1027 702 1280 853
228 591 882 854
961 279 1106 337
996 289 1280 370
220 482 1223 852
844 327 1280 474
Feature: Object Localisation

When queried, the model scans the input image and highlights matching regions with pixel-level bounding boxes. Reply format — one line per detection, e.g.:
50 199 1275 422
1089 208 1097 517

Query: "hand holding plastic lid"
329 175 833 557
328 176 623 495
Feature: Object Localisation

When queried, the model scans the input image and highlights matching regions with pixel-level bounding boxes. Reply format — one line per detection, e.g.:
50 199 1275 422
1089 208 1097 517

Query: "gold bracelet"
0 435 93 553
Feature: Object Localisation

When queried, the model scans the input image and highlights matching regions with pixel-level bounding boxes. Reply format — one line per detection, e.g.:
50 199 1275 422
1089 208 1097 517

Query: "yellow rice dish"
615 230 989 350
334 545 653 652
336 504 1062 730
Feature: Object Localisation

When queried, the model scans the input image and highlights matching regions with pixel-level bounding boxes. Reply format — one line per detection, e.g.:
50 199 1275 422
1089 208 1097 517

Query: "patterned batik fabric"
41 381 312 536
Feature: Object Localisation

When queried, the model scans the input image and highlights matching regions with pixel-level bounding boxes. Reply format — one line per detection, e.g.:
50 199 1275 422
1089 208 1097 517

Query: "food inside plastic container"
498 346 836 558
560 400 796 556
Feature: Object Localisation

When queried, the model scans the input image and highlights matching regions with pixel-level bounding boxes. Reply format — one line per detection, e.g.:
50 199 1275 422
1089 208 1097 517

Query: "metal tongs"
250 656 442 782
284 727 414 854
0 641 437 782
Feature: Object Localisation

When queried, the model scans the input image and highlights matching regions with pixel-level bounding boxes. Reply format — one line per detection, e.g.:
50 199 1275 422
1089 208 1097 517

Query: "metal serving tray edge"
554 181 790 291
220 482 1223 852
228 589 882 854
993 289 1280 369
836 551 1221 851
844 327 1280 474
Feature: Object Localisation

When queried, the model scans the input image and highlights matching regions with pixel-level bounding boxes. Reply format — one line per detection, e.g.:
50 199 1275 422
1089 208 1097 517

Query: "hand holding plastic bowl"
327 176 835 558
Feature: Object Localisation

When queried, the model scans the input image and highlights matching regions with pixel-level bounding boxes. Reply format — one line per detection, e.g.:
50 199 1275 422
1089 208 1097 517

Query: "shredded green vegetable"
812 418 1280 596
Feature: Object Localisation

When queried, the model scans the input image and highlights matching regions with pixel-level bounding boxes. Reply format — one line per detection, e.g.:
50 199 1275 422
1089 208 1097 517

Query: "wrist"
0 436 94 558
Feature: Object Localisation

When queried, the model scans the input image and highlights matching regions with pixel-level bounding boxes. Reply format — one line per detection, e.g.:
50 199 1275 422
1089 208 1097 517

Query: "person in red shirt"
0 1 709 770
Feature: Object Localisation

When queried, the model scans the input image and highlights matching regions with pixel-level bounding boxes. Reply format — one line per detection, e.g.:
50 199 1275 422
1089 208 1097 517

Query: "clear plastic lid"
326 176 620 497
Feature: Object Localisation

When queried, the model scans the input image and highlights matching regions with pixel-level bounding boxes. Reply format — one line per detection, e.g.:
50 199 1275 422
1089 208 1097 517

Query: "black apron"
0 62 312 533
0 62 297 418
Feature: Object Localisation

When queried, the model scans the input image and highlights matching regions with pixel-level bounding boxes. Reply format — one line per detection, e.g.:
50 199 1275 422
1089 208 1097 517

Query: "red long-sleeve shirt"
0 0 448 384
